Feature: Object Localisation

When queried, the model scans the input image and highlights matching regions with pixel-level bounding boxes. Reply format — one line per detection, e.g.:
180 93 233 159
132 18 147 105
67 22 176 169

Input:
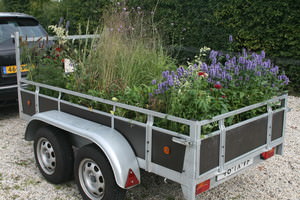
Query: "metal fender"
25 110 140 189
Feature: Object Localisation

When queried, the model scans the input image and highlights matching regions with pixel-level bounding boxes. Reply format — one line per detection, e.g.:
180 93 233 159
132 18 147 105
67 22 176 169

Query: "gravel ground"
0 96 299 200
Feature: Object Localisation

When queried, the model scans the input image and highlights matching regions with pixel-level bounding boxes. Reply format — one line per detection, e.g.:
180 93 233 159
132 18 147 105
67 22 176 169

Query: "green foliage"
27 0 62 30
212 0 300 58
1 0 62 32
67 8 175 96
273 57 300 94
22 38 67 97
127 0 229 54
127 0 300 59
0 1 4 11
58 0 111 34
2 0 30 13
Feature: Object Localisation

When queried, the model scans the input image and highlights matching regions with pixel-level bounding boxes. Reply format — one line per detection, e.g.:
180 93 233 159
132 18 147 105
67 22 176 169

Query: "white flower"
48 25 68 45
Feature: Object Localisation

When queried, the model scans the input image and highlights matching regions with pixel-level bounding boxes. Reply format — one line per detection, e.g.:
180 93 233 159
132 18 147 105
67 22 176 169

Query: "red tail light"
195 179 210 195
261 148 275 160
125 169 140 188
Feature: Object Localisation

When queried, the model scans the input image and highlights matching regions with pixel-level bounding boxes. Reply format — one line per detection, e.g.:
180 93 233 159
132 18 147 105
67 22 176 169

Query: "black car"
0 12 48 105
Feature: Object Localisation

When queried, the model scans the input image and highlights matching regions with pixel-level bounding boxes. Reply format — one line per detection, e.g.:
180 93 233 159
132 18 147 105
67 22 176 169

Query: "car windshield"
0 17 46 45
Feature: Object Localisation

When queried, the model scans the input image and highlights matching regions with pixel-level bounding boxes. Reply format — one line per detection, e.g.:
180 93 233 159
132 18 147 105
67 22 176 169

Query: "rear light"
125 169 140 188
195 179 210 195
261 148 275 160
163 146 171 155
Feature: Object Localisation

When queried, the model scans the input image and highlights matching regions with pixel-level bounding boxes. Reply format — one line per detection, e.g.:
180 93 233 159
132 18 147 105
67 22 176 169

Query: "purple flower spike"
256 71 262 76
201 63 208 72
65 21 70 31
234 67 239 75
242 49 247 58
278 74 289 85
226 74 232 81
212 57 217 64
221 71 227 80
226 54 230 60
229 35 233 42
210 68 217 77
261 50 266 59
151 79 157 85
171 71 175 77
209 50 218 60
158 83 163 90
167 76 174 86
177 67 185 78
270 66 279 75
239 57 245 64
58 17 64 26
162 70 170 78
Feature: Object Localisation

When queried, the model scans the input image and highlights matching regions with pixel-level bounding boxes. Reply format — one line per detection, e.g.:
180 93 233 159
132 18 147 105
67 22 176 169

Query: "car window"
0 17 46 46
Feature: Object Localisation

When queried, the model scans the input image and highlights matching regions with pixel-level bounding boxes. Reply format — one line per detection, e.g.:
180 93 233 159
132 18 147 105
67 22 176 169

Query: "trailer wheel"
34 126 74 184
74 144 126 200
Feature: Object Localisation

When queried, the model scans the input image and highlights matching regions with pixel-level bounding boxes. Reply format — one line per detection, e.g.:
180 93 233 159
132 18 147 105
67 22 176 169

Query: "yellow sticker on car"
2 64 28 74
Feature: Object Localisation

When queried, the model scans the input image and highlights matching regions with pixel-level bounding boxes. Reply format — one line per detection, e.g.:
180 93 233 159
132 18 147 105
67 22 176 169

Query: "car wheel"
74 144 126 200
34 126 74 184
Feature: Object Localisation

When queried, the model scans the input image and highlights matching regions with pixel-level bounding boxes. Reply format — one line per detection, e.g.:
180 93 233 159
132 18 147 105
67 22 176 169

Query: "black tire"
74 144 126 200
33 126 74 184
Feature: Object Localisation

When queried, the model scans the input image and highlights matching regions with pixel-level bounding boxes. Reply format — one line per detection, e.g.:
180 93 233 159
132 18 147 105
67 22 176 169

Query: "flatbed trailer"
15 33 288 200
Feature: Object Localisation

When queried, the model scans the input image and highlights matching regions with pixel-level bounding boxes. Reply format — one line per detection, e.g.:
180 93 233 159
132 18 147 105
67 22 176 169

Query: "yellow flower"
110 110 115 115
112 97 118 102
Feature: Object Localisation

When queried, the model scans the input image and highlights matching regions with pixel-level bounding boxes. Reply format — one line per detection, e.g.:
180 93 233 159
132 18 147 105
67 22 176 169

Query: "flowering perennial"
151 49 289 97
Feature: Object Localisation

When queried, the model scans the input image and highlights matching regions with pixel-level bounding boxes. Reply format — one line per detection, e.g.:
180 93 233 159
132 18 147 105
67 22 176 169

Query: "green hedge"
128 0 300 92
213 0 300 58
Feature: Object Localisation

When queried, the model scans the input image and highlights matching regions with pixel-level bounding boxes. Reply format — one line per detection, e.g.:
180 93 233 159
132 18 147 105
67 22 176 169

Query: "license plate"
2 64 28 74
217 158 253 181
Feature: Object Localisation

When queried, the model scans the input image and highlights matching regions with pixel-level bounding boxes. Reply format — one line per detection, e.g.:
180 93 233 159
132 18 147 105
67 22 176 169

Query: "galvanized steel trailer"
15 33 288 200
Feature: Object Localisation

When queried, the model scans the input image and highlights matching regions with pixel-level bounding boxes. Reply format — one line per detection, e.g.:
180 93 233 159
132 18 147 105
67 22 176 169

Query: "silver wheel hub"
79 158 105 200
36 137 56 175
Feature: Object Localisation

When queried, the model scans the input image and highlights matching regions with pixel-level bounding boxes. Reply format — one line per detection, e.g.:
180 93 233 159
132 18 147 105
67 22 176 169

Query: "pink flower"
198 72 208 77
214 84 222 89
55 47 62 52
